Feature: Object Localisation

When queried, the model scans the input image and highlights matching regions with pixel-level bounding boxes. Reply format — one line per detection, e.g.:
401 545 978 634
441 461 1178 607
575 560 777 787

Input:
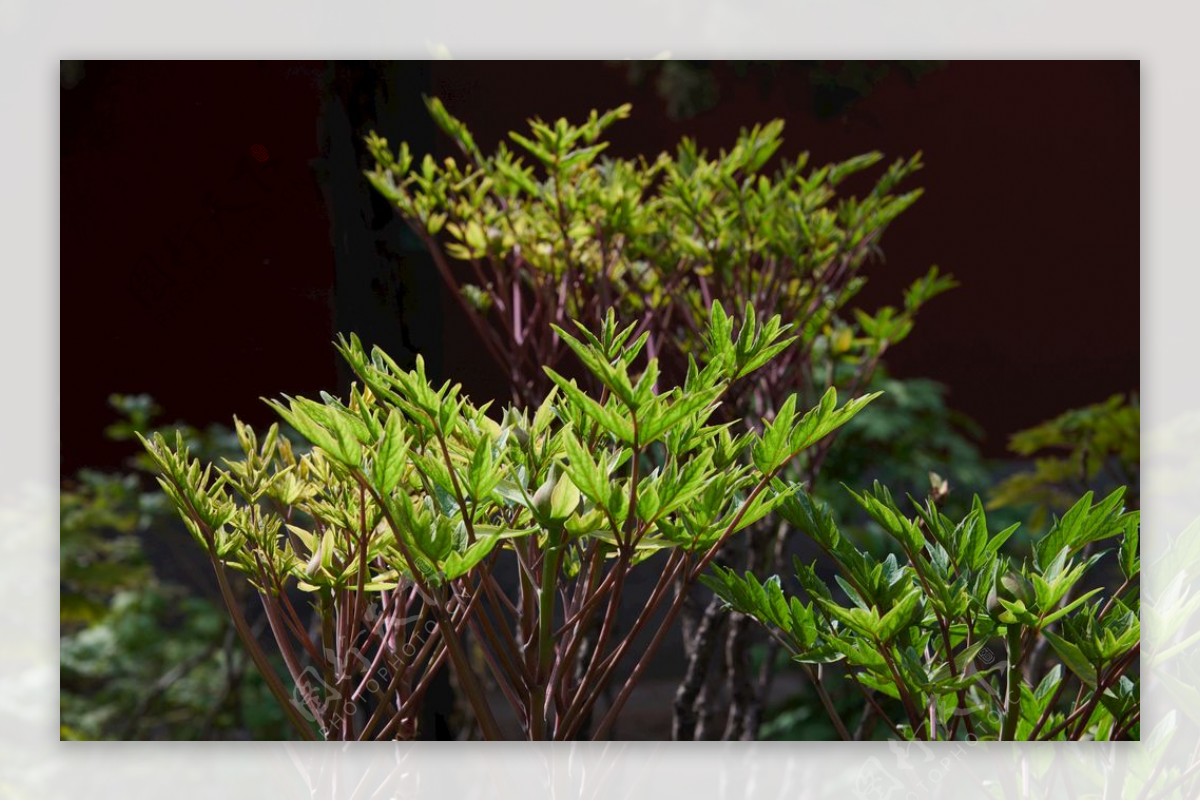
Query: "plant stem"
1112 709 1140 740
258 585 327 732
211 558 317 740
428 587 505 740
1001 623 1023 741
169 484 317 741
530 537 562 739
672 594 728 740
800 663 853 741
561 550 686 739
590 571 690 740
561 554 629 726
1068 644 1139 740
358 475 504 740
878 640 925 738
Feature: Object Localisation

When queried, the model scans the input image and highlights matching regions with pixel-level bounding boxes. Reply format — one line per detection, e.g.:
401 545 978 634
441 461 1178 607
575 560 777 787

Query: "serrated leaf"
640 385 724 444
752 394 797 472
1036 488 1126 568
327 407 364 468
549 471 582 520
878 587 922 642
442 532 501 580
373 410 407 493
545 369 634 443
1040 587 1103 628
1120 512 1140 580
1043 630 1098 687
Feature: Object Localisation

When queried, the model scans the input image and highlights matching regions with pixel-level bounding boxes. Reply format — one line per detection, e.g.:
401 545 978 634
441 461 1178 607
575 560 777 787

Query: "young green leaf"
1042 630 1098 687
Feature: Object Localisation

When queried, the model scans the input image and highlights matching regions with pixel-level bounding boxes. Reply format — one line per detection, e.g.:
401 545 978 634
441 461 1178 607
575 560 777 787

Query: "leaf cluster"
703 481 1140 740
365 98 948 409
141 303 879 740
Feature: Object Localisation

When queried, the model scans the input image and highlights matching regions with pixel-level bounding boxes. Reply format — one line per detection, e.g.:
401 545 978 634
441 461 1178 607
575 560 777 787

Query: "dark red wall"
61 61 338 472
60 61 1139 474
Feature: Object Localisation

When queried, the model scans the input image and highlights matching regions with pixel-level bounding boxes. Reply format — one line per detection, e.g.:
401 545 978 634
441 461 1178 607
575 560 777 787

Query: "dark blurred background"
59 60 1139 475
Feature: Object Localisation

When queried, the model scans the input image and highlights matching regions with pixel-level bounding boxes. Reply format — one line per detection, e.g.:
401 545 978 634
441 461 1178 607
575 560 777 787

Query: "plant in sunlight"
141 303 881 740
365 94 953 739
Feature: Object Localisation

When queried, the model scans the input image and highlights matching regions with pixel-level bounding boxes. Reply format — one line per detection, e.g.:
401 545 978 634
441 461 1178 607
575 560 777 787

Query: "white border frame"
4 2 1196 797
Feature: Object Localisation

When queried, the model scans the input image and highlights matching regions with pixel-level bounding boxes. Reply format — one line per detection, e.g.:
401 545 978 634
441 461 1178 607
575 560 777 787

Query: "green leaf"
737 335 799 379
788 597 819 648
326 407 364 468
792 644 846 665
818 598 880 639
952 640 991 675
559 427 609 506
752 394 797 473
549 471 582 520
1119 512 1140 580
1035 488 1127 568
442 532 501 580
544 369 634 443
373 410 407 493
1039 587 1103 628
551 324 639 410
776 485 841 551
508 130 556 168
639 384 724 444
877 587 922 642
847 482 923 555
1043 630 1098 687
424 95 481 160
793 388 883 455
266 397 337 456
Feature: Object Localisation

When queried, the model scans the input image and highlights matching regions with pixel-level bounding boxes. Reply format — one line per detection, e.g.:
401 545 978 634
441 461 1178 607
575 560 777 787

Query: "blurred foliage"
989 394 1140 528
61 471 151 629
814 367 993 548
623 60 945 121
820 368 988 500
60 395 290 740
